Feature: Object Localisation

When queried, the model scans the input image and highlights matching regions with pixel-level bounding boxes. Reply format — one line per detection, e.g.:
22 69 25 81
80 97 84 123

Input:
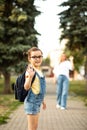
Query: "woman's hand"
69 56 74 61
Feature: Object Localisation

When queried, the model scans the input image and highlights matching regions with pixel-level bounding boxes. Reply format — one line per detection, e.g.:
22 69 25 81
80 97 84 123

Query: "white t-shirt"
53 60 73 79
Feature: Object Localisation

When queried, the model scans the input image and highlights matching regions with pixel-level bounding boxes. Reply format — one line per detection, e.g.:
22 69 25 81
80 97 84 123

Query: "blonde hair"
59 53 67 62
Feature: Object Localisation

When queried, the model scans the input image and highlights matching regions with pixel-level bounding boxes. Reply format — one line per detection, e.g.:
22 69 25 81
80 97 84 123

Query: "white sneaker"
61 107 66 110
56 104 61 109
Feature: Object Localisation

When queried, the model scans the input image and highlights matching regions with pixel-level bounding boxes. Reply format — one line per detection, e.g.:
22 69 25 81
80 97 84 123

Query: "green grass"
0 76 22 125
0 94 22 124
69 80 87 106
0 77 4 92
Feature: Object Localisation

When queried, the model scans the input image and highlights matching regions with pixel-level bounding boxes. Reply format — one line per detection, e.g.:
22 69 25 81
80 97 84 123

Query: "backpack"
14 71 36 102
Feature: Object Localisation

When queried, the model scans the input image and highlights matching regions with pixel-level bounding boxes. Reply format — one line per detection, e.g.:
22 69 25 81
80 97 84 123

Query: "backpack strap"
31 72 36 85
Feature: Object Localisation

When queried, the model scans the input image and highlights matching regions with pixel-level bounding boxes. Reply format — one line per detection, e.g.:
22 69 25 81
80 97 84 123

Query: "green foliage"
65 48 85 71
0 0 40 73
58 0 87 70
42 57 50 66
59 0 87 47
0 0 41 93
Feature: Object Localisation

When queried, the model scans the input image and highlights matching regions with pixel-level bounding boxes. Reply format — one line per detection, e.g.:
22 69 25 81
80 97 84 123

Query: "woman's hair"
59 53 67 62
27 47 43 57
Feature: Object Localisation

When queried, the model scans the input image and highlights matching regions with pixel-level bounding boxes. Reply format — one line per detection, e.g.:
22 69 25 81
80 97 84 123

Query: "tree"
58 0 87 71
0 0 40 93
42 57 50 66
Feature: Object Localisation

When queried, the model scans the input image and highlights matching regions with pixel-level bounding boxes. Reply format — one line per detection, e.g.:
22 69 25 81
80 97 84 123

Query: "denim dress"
24 72 46 115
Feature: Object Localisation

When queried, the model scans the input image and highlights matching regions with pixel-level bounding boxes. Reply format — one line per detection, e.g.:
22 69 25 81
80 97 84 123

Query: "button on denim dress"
24 73 46 115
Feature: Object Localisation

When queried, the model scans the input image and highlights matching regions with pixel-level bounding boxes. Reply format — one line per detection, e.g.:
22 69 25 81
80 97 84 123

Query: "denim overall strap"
35 72 46 95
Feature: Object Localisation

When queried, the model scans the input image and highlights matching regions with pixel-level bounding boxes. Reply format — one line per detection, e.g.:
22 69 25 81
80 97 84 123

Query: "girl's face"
29 50 43 68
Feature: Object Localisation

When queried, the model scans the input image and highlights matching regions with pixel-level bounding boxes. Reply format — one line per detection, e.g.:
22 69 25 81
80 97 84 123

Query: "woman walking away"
53 53 74 110
24 47 46 130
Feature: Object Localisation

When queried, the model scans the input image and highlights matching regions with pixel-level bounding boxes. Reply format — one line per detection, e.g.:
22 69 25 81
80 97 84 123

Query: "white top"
53 60 73 79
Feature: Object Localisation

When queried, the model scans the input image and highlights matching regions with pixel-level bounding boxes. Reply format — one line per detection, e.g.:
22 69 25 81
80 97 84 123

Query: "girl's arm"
24 67 35 90
42 100 46 110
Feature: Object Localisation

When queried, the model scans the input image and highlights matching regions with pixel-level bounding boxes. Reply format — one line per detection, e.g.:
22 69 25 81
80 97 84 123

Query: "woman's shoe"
56 104 61 109
61 107 66 110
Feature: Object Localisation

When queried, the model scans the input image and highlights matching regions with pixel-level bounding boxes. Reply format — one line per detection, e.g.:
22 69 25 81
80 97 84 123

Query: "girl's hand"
24 65 35 90
42 102 46 110
26 65 35 78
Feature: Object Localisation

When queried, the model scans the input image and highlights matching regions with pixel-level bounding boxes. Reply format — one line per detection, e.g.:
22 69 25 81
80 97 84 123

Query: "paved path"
0 78 87 130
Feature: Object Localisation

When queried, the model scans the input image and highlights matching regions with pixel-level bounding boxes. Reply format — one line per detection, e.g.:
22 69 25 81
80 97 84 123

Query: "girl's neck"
34 67 41 71
28 64 41 70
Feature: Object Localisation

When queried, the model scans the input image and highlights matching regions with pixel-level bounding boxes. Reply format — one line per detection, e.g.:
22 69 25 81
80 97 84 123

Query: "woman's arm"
69 56 74 70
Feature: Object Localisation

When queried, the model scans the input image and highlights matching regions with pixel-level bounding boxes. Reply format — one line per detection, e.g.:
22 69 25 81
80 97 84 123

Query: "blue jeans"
56 75 69 108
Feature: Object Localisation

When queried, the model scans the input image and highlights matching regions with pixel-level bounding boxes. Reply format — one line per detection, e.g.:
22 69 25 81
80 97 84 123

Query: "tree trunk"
84 55 87 93
3 71 11 94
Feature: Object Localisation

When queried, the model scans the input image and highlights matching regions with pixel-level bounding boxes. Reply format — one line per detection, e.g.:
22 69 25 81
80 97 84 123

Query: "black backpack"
14 71 36 102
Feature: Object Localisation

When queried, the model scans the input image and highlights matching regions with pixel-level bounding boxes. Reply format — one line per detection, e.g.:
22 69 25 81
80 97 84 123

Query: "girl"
24 47 46 130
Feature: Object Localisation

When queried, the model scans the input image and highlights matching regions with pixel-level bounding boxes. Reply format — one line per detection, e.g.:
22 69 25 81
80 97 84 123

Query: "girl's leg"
27 113 39 130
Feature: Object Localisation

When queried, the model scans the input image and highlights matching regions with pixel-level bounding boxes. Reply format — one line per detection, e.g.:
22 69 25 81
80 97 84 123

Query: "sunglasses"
30 55 43 59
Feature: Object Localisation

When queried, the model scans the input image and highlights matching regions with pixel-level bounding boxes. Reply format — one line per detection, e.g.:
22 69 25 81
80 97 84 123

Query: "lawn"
0 76 22 124
69 79 87 105
0 94 21 124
